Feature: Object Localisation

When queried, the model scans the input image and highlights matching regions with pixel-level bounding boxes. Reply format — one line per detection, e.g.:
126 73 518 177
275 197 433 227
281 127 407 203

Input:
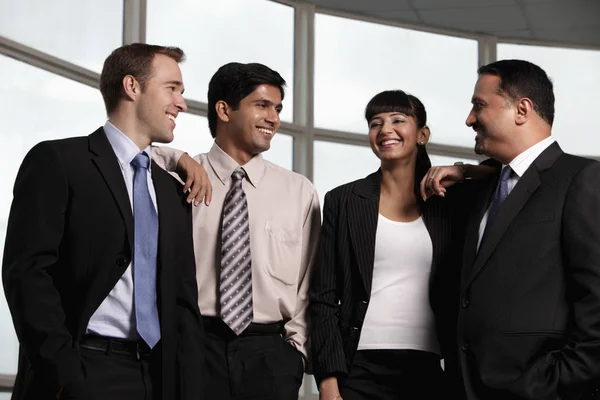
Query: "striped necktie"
219 168 253 334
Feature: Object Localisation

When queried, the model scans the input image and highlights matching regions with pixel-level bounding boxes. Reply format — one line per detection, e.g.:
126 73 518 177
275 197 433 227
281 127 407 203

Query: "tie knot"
231 168 245 183
500 166 512 182
131 152 150 170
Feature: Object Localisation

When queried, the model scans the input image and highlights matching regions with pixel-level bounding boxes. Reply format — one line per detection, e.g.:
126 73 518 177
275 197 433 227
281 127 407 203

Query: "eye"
392 118 405 124
369 122 382 129
275 107 282 114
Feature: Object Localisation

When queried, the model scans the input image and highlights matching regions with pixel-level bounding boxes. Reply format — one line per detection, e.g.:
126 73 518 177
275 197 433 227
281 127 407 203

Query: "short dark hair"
100 43 185 115
478 59 555 126
207 62 286 138
365 90 431 202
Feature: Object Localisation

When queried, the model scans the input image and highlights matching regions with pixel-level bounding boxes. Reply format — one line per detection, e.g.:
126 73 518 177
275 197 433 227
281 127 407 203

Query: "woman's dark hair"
365 90 431 203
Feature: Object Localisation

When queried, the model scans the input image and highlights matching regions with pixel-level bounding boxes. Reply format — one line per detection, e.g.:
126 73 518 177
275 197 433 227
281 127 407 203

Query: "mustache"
472 123 484 133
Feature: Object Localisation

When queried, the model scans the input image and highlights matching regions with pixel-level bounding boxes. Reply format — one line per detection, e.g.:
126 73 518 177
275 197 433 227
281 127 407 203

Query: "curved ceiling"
305 0 600 48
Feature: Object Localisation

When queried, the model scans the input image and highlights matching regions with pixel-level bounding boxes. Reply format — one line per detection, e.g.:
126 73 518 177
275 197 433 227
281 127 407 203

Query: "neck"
380 159 416 197
497 130 551 165
108 110 151 151
215 136 255 166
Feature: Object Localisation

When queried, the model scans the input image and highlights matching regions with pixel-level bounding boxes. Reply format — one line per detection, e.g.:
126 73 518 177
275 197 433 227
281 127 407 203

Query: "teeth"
381 140 400 146
167 114 175 121
258 128 273 135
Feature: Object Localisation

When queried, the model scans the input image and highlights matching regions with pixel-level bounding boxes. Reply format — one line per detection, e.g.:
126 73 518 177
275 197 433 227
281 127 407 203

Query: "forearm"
152 145 186 172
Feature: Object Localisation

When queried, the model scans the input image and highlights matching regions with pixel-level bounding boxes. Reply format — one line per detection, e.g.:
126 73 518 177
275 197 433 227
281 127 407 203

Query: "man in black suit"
422 59 600 399
2 43 203 400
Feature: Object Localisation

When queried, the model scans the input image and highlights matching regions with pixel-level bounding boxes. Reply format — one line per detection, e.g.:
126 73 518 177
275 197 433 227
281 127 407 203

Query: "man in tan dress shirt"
154 62 321 399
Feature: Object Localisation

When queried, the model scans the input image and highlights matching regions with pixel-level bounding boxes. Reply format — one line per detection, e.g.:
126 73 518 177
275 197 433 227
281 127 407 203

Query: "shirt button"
116 257 128 268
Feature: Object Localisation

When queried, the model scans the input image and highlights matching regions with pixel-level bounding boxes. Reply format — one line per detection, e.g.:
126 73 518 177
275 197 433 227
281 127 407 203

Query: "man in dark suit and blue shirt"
422 59 600 400
2 43 203 400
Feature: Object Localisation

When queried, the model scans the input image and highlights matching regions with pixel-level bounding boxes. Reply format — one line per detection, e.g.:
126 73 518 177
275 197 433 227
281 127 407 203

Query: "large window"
1 0 123 72
314 14 479 147
498 44 600 156
0 55 107 374
146 0 295 122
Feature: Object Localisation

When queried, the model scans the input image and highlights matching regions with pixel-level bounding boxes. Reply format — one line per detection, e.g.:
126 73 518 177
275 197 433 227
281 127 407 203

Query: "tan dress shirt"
153 143 321 368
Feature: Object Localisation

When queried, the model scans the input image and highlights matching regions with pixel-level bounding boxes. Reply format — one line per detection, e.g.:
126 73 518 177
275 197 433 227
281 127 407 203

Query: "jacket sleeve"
2 142 83 392
309 190 348 384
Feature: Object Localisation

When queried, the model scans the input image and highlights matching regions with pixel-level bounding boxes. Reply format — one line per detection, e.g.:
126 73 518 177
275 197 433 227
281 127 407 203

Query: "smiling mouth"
258 127 274 136
379 139 402 147
167 113 176 126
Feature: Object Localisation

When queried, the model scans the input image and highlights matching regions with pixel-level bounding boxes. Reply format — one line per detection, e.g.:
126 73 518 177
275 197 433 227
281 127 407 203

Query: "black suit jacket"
452 143 600 400
309 170 465 386
2 128 204 400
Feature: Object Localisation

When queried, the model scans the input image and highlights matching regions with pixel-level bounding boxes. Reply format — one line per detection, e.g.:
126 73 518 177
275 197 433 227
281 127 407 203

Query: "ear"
215 100 231 123
515 97 534 126
122 75 140 101
418 126 431 145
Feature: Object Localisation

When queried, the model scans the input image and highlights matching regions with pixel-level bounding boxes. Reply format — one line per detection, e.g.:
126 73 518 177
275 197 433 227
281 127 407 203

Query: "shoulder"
325 171 379 202
263 159 317 194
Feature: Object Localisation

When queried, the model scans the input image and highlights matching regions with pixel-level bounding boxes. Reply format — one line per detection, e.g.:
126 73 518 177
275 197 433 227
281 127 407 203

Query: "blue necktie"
486 165 513 229
131 152 160 348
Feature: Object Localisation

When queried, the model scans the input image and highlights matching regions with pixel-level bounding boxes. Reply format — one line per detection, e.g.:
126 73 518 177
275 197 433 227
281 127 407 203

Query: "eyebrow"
471 96 485 104
254 98 283 109
165 80 185 94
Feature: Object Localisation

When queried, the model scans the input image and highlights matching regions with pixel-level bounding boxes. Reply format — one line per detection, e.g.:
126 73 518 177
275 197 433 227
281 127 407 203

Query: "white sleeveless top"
357 214 440 355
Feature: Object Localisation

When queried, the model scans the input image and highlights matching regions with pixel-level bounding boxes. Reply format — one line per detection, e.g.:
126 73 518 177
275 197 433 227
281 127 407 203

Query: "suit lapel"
464 143 563 286
461 178 497 287
89 128 134 249
347 171 381 296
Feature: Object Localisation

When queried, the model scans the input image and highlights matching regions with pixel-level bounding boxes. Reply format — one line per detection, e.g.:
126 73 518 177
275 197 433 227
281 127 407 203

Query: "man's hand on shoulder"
176 153 212 206
420 165 465 201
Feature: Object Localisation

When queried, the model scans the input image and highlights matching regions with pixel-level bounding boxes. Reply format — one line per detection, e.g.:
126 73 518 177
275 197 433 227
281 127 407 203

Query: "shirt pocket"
264 220 300 286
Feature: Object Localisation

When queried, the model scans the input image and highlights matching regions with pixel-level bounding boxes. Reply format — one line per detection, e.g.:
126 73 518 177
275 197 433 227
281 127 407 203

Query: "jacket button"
116 257 128 267
461 297 469 308
461 343 470 352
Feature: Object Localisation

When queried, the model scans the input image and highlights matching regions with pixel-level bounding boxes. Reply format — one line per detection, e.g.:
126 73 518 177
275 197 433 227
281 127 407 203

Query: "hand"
319 377 342 400
420 165 464 201
176 153 212 206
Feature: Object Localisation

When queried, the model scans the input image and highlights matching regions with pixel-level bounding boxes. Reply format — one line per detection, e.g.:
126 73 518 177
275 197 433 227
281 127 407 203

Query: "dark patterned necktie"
484 165 513 235
219 168 253 334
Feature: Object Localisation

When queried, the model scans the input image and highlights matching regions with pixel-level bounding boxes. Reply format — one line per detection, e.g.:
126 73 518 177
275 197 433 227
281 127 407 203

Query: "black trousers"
340 349 445 400
60 337 156 400
199 317 304 400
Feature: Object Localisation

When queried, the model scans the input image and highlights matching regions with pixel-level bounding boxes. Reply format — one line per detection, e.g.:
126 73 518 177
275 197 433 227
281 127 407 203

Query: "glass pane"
313 141 380 207
314 14 478 147
0 393 11 400
164 114 293 171
0 55 108 375
1 0 123 72
147 0 294 122
497 44 600 157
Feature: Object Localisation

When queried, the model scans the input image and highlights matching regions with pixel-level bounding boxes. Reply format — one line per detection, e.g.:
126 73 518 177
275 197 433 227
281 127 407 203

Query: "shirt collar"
207 142 266 188
104 121 153 171
506 136 556 178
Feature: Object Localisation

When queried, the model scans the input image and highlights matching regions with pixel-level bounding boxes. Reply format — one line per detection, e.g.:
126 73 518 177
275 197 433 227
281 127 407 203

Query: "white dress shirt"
478 136 556 249
86 121 158 339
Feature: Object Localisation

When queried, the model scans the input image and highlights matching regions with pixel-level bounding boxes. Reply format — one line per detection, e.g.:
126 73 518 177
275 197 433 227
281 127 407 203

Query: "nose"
465 109 476 127
176 94 187 113
265 106 280 126
381 118 394 133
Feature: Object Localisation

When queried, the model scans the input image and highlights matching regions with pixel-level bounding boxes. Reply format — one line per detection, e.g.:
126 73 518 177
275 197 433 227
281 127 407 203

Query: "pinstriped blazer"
309 169 465 385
